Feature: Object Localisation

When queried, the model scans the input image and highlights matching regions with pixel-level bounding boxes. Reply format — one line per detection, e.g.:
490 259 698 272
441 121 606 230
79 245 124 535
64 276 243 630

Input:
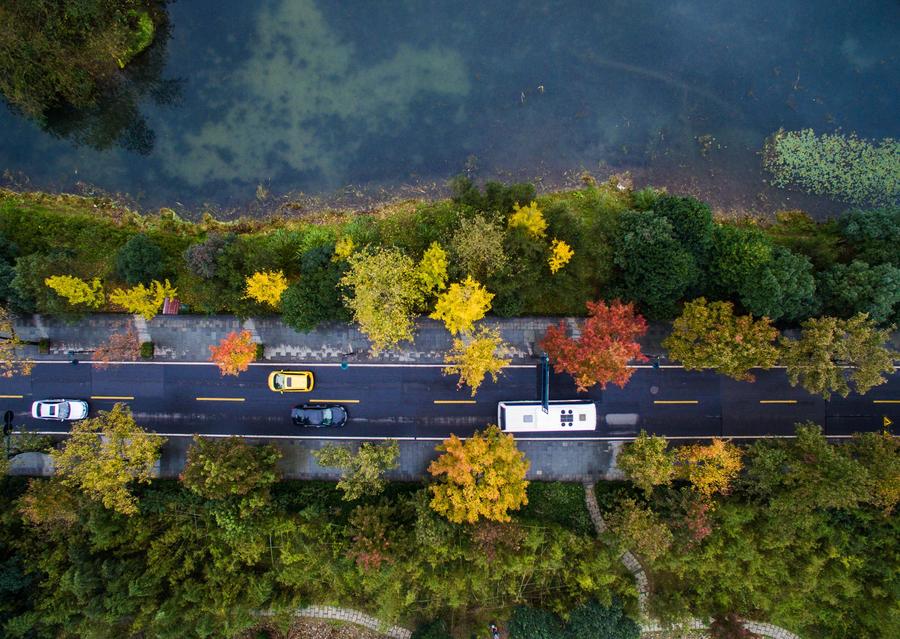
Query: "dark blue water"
0 0 897 210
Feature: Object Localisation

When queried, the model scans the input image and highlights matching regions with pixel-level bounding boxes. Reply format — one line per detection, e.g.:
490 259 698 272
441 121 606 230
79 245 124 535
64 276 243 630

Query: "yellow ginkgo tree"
245 270 288 307
443 325 511 396
416 241 448 297
44 275 105 308
430 276 493 335
548 238 574 273
109 279 176 320
507 201 547 238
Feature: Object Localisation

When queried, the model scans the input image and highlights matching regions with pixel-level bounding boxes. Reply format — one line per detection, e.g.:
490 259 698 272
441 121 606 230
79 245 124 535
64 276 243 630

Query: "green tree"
780 314 896 398
709 225 773 296
116 233 166 285
653 195 714 262
817 260 900 325
765 209 843 271
341 247 424 353
613 211 698 318
180 436 281 501
606 498 673 564
281 246 350 332
849 431 900 513
739 246 818 322
313 440 400 501
450 214 508 280
663 298 779 381
428 425 529 524
0 0 159 118
839 206 900 267
615 430 675 496
51 403 163 515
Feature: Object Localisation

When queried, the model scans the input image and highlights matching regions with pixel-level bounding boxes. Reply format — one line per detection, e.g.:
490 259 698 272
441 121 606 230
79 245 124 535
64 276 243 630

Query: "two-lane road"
1 362 896 439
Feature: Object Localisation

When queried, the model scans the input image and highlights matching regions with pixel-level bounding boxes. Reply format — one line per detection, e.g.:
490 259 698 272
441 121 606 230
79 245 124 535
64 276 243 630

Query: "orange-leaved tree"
209 330 256 376
540 299 648 392
428 424 529 524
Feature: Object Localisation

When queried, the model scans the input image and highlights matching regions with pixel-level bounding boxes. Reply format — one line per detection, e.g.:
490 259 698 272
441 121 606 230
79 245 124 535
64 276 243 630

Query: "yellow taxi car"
267 370 314 393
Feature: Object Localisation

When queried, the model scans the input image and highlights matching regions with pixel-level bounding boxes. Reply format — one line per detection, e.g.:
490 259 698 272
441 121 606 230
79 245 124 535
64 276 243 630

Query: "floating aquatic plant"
763 129 899 205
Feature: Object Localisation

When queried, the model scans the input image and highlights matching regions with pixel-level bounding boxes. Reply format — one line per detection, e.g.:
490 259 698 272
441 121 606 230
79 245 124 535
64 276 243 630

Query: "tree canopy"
428 425 529 524
663 298 779 381
51 403 163 515
541 299 647 391
780 313 896 398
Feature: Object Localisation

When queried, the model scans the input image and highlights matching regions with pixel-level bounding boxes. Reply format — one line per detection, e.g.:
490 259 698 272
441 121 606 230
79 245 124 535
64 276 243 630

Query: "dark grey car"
291 404 348 427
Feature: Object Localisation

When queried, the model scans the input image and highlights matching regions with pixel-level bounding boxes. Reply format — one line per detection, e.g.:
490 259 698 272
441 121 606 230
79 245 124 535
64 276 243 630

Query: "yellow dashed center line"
434 400 477 405
653 400 698 405
873 400 900 404
196 397 245 402
309 399 360 404
91 395 134 400
0 394 23 399
759 400 798 404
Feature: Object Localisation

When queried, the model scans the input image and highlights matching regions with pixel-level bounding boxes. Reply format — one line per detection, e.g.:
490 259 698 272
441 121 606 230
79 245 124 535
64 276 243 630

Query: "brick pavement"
12 313 676 363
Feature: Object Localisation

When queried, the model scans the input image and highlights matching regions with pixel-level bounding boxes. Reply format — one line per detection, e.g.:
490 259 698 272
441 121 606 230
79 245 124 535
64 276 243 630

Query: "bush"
566 599 640 639
139 341 154 359
839 206 900 267
411 619 453 639
183 233 236 280
116 233 166 285
817 260 900 324
765 210 843 271
38 338 50 354
613 211 698 319
280 261 349 333
254 343 265 360
518 482 594 536
508 606 566 639
450 176 536 214
653 195 714 262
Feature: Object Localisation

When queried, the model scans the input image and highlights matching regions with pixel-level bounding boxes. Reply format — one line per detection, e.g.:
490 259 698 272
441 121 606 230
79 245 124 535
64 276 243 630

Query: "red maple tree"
539 299 647 391
209 330 256 376
92 327 140 370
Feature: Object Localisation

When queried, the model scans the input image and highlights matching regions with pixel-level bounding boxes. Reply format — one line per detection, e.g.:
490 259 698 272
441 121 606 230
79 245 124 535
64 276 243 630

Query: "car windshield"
58 403 69 418
272 374 284 389
322 408 332 423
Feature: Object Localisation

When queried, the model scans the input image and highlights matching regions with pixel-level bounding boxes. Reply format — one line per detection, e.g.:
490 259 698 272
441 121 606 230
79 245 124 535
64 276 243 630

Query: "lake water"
0 0 897 213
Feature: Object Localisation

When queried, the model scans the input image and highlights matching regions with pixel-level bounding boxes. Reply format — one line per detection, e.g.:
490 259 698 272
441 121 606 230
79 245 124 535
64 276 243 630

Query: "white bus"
497 400 597 433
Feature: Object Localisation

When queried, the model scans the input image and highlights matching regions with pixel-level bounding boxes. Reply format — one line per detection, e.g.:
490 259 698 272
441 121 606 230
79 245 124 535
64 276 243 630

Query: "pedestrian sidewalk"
13 313 675 364
156 436 623 482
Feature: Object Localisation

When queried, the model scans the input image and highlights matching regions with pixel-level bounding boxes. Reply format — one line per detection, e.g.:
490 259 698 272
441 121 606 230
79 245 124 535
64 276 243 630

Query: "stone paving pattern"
152 436 620 482
13 313 675 363
583 483 801 639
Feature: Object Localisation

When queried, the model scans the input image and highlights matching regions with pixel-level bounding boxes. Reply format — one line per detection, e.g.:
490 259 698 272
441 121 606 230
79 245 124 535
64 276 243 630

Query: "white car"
31 399 89 421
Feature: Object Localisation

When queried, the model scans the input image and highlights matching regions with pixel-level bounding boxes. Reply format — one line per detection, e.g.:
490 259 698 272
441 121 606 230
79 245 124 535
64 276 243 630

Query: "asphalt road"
1 362 896 439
